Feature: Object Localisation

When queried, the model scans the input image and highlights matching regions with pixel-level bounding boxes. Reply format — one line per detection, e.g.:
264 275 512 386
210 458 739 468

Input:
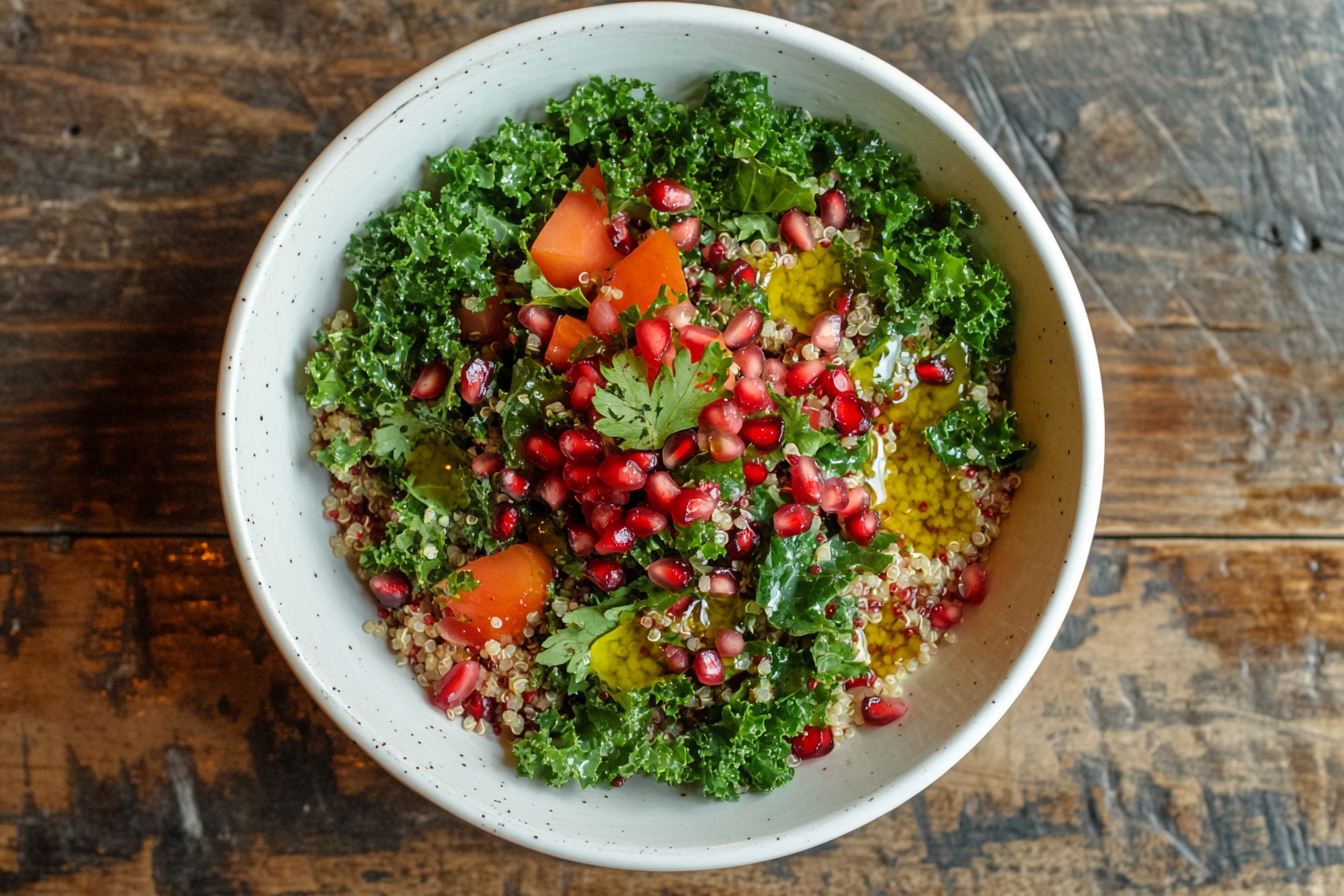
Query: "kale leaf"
924 399 1033 471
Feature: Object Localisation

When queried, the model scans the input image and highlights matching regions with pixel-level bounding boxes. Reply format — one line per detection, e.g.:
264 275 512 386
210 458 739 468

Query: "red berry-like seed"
779 207 816 251
723 307 763 350
663 644 691 673
733 344 765 379
833 288 855 316
369 571 411 609
861 696 907 726
588 298 620 337
702 239 728 270
743 460 769 489
566 522 599 558
431 660 481 710
740 415 784 451
562 460 599 492
818 368 855 399
522 431 564 471
569 376 598 412
818 188 849 230
471 452 504 477
499 469 532 501
930 603 962 629
559 428 604 462
832 392 873 436
693 649 725 686
459 357 494 405
490 504 521 540
628 450 659 473
625 506 669 538
598 455 648 492
959 562 988 604
661 430 700 470
786 359 827 396
646 177 695 213
699 398 743 435
715 629 745 658
707 432 745 463
670 489 716 526
790 724 834 760
517 304 559 344
645 471 682 513
647 557 694 592
587 502 624 534
727 524 762 560
608 212 636 255
725 259 756 286
791 456 823 505
915 357 956 385
763 357 788 392
773 503 815 538
808 313 843 354
845 670 878 691
635 318 672 365
535 472 572 510
838 484 871 518
566 359 604 386
410 360 450 400
733 376 774 414
819 477 849 513
669 216 702 250
708 569 740 596
679 325 723 363
844 510 879 546
464 690 492 721
595 523 635 555
585 558 626 592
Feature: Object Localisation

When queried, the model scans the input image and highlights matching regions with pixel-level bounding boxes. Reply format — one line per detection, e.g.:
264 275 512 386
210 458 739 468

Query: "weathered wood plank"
1 535 1342 893
3 0 1343 535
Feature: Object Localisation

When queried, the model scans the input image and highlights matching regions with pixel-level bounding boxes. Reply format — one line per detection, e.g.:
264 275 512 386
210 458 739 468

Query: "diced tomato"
544 315 595 369
603 229 688 314
530 165 625 290
436 543 554 650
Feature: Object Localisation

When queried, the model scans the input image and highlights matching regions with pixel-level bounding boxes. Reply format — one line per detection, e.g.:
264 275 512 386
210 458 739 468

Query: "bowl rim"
217 1 1104 870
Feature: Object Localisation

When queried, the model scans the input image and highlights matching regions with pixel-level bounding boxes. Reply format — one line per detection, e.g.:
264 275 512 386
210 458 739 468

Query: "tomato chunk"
544 315 595 369
603 229 688 314
530 165 624 290
436 543 554 650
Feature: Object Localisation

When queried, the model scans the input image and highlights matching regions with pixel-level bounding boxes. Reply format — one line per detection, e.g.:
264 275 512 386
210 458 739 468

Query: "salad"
305 72 1031 799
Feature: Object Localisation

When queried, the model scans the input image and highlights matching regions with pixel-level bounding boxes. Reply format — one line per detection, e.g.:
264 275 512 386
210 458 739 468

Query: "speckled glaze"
217 3 1103 871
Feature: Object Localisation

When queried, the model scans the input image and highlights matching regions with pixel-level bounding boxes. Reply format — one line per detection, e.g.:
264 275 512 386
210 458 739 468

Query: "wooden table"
3 0 1342 891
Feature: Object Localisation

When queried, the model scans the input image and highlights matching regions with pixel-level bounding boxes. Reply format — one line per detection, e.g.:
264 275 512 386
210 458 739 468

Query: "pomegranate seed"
522 431 564 471
844 510 879 546
595 523 635 555
791 457 823 505
707 432 746 463
833 289 854 316
702 481 722 502
726 523 761 560
648 557 694 592
646 177 695 213
699 398 743 435
670 488 716 526
786 359 827 396
431 660 481 710
635 318 672 365
368 571 411 609
660 300 697 330
733 344 765 379
708 569 740 596
846 670 878 691
628 450 659 473
832 393 873 436
733 376 773 413
661 430 699 470
779 207 816 251
740 416 784 451
587 483 628 506
598 454 648 492
725 259 756 286
608 212 636 255
517 304 559 344
585 558 626 592
559 428 604 462
818 188 849 230
459 357 494 405
693 649 725 686
566 522 598 558
588 298 620 338
809 313 843 355
464 690 493 720
535 472 572 510
743 460 768 489
562 459 599 492
499 469 532 501
791 725 834 760
669 216 701 250
587 502 624 534
491 504 521 540
679 325 722 363
566 359 604 386
410 360 449 400
930 603 962 629
625 506 669 538
702 239 728 270
663 644 691 672
723 308 763 350
645 471 682 513
861 696 907 726
819 477 849 513
959 562 987 604
569 376 598 412
715 629 745 658
915 357 955 385
773 503 815 538
471 452 504 477
763 358 788 391
838 484 871 518
818 367 854 399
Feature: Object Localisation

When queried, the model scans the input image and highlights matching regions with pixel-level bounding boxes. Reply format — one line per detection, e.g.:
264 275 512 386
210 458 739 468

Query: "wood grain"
2 0 1342 535
2 535 1342 893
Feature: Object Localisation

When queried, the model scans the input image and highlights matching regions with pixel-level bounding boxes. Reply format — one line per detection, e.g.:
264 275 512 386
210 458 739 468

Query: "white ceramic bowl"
218 2 1103 871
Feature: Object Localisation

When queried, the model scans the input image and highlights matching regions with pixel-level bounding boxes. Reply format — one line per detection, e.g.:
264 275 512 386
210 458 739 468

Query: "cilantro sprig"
591 345 731 450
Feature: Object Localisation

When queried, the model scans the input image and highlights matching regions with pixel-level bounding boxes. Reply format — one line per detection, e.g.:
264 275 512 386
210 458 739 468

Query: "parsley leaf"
592 345 731 450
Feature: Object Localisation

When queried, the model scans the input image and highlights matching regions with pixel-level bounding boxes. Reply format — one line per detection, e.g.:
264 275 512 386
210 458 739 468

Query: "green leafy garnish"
592 345 731 450
924 399 1033 471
